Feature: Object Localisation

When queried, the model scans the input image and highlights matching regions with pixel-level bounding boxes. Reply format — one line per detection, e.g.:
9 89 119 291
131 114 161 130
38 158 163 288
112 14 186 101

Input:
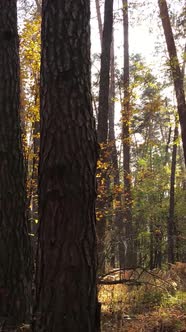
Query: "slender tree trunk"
182 43 186 79
108 39 118 175
150 219 154 270
121 0 136 268
27 85 40 255
97 0 113 142
168 119 178 263
30 119 40 255
0 0 31 327
95 1 121 269
33 1 98 331
97 0 114 273
35 0 42 14
108 39 121 268
165 125 172 165
158 0 186 165
95 0 103 44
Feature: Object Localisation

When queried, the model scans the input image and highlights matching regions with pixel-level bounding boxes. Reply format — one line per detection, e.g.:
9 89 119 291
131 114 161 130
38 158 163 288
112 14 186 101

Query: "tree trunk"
182 43 186 79
33 1 98 331
0 0 31 327
95 0 103 44
158 0 186 165
108 39 120 268
97 0 114 273
35 0 42 14
95 1 120 269
108 39 119 177
168 119 178 263
165 125 172 165
121 0 136 268
30 119 40 256
150 219 154 270
97 0 113 142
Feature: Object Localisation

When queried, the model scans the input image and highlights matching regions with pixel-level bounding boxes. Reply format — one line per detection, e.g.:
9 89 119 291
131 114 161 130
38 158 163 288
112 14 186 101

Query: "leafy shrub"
128 286 167 313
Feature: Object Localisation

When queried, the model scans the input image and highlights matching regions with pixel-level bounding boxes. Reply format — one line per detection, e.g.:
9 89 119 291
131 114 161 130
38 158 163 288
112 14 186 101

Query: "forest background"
2 0 186 331
19 0 186 269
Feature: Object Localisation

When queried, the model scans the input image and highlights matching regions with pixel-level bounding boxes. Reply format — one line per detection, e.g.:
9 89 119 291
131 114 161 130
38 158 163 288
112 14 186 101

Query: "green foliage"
162 291 186 310
129 286 166 313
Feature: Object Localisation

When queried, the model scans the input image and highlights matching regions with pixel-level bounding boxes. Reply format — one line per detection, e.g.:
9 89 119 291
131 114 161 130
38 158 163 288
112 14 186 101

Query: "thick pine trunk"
158 0 186 165
33 1 98 331
0 0 31 327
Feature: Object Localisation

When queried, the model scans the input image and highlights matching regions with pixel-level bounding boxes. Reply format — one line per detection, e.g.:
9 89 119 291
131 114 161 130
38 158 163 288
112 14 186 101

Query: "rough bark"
33 1 98 331
158 0 186 165
168 120 178 263
0 0 31 327
96 0 114 273
121 0 136 268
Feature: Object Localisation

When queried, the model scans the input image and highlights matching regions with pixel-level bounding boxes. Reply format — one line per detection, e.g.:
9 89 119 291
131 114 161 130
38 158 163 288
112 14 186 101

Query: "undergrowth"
99 269 186 331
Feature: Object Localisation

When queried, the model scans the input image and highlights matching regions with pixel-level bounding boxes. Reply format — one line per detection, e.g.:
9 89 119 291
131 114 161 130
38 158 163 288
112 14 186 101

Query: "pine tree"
33 1 99 331
0 0 31 327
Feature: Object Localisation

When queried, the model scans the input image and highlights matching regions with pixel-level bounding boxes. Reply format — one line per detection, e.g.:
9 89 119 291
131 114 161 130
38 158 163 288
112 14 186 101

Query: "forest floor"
3 266 186 331
99 265 186 331
101 307 186 331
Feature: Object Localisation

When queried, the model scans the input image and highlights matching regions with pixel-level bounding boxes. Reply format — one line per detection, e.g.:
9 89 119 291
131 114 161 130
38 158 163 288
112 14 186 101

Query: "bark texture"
34 1 98 331
0 0 31 326
158 0 186 165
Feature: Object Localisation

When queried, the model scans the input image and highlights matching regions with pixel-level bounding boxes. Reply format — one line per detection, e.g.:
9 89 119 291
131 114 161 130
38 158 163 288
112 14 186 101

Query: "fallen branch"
97 266 177 292
98 278 142 286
